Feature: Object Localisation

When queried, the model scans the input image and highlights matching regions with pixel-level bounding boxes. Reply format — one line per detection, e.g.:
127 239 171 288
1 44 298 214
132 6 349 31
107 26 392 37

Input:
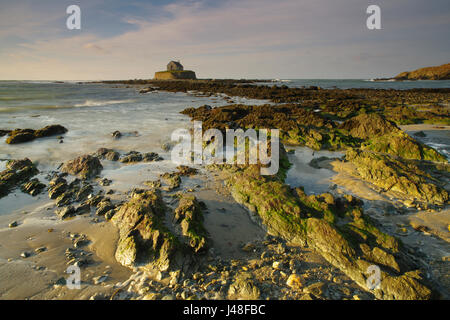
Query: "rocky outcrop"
0 158 39 198
363 131 447 162
219 160 434 300
339 113 400 140
5 125 67 144
394 63 450 80
174 195 208 253
343 149 449 206
181 104 359 151
111 190 179 271
340 113 446 162
61 155 103 179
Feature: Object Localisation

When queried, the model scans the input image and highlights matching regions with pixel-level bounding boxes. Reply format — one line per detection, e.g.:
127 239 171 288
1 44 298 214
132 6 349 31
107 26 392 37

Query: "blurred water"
263 79 450 90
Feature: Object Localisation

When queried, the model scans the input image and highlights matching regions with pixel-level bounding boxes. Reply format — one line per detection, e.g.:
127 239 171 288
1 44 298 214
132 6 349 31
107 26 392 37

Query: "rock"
286 274 304 289
174 194 208 253
413 131 426 138
272 261 282 269
99 178 112 186
96 148 120 161
142 152 163 162
304 282 327 297
112 131 122 139
55 206 75 219
6 125 67 144
35 247 47 253
345 149 448 205
20 251 31 258
8 221 18 228
61 155 103 179
142 293 161 300
96 200 115 216
21 178 45 196
0 158 39 198
93 275 108 285
111 190 179 271
48 182 68 199
228 272 260 300
160 172 181 190
144 180 161 189
340 113 399 140
161 294 175 300
119 151 142 163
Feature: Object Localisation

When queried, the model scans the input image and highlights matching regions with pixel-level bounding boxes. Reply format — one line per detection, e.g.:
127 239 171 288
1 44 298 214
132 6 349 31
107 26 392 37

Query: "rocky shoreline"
0 80 449 300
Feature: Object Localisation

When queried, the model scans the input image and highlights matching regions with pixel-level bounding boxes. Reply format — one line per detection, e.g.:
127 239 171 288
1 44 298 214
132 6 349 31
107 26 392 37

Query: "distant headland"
375 62 450 81
154 60 197 80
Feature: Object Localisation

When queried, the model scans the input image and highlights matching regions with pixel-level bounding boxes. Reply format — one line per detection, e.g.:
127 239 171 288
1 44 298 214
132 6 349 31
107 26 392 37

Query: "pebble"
8 221 18 228
20 251 31 258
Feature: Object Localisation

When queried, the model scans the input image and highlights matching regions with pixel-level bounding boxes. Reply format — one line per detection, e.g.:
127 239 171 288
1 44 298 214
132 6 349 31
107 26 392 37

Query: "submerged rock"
61 155 103 179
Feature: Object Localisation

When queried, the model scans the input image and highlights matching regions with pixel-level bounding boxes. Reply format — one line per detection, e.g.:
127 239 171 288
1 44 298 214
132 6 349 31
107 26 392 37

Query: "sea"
0 79 448 212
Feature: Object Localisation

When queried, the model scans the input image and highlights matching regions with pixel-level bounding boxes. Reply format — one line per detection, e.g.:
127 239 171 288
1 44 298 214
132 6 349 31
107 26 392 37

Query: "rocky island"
154 61 197 80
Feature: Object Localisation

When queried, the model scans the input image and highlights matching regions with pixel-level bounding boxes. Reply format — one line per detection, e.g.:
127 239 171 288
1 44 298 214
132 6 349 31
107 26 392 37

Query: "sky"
0 0 449 80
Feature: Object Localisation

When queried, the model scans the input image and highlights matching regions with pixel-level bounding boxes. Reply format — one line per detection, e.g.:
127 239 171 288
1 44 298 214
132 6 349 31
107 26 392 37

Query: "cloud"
0 0 449 79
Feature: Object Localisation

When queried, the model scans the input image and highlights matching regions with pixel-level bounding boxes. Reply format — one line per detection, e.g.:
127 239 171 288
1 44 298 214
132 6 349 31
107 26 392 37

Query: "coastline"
0 79 449 300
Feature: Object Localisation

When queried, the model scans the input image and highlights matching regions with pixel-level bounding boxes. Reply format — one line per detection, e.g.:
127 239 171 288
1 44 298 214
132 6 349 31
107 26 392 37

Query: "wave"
74 99 136 107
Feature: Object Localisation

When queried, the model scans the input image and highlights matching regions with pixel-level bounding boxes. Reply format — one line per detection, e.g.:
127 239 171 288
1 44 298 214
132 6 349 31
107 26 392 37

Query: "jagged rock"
6 125 67 144
344 149 448 205
0 158 38 198
61 155 103 179
111 190 179 271
55 206 75 219
223 160 434 300
96 200 115 216
142 152 163 162
160 172 181 190
48 181 68 199
119 151 142 163
174 195 208 253
21 178 45 196
96 148 120 161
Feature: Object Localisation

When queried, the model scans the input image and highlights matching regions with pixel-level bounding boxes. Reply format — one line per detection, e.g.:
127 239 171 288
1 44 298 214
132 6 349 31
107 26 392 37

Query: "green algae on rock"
174 194 209 253
216 158 433 299
111 189 179 271
344 149 449 206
